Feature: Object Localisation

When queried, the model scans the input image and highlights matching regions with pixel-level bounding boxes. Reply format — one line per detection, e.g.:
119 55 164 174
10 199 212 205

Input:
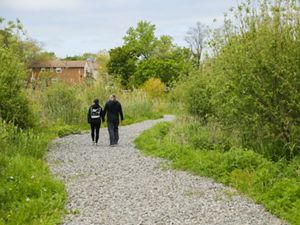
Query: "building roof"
30 60 99 69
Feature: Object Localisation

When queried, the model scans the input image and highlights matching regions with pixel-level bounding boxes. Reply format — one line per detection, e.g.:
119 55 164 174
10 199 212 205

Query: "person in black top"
87 99 104 145
103 94 124 146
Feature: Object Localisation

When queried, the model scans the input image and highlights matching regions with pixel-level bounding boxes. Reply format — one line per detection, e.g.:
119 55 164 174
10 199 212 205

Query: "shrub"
0 47 35 128
141 78 165 98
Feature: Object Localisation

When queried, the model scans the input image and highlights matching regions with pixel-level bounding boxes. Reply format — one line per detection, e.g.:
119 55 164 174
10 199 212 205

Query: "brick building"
29 59 99 83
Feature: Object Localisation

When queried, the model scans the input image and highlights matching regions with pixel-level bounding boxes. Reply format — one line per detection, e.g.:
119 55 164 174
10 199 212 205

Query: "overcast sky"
0 0 238 57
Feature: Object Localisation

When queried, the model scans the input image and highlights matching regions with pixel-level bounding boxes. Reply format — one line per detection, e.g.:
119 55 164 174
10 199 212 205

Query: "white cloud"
0 0 83 11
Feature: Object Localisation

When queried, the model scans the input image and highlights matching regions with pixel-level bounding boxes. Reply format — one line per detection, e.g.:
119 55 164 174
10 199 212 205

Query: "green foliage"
0 155 66 225
0 47 35 128
41 83 83 125
82 77 110 106
141 78 166 98
107 21 193 87
172 67 213 120
124 21 157 60
107 45 137 86
0 119 67 225
173 0 300 160
119 89 163 124
135 121 300 225
133 57 183 85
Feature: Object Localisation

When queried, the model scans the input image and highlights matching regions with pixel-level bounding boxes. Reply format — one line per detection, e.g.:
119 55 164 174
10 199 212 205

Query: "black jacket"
88 103 104 124
103 100 124 123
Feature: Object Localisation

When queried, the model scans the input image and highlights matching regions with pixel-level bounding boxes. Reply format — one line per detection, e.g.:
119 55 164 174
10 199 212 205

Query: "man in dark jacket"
87 99 104 145
103 94 124 146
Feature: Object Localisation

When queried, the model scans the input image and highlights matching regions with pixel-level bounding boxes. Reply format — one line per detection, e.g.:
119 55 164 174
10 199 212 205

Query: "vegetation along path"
47 116 286 225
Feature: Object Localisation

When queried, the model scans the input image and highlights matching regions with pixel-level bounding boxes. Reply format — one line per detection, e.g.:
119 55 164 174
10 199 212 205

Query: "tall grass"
119 90 163 124
30 78 169 129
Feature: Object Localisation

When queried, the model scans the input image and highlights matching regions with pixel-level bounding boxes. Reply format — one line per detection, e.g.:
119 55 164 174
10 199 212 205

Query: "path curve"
47 116 286 225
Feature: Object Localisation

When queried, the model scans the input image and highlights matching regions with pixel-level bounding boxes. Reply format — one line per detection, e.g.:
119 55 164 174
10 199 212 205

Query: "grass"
0 121 71 225
135 122 300 225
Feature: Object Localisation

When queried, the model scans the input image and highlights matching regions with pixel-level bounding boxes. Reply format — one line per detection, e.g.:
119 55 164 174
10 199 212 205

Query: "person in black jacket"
87 99 104 145
103 94 124 146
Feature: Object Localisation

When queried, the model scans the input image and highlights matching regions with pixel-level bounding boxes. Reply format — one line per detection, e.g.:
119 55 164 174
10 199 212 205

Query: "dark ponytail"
94 99 99 105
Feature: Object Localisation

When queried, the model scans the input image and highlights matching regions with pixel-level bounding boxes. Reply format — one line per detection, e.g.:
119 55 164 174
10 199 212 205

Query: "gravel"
47 115 287 225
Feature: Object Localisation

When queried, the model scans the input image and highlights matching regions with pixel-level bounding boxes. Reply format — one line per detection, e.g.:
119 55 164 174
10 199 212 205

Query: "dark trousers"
90 122 100 143
108 122 119 145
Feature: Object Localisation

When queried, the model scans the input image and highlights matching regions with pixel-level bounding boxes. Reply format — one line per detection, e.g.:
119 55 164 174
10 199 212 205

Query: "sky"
0 0 238 58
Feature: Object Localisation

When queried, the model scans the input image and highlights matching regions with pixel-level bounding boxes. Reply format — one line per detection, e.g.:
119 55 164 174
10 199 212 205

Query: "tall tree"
185 22 209 69
108 21 193 87
123 21 157 60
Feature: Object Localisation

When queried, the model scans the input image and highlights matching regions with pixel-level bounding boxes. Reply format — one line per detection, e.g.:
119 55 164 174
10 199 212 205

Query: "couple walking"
87 94 123 146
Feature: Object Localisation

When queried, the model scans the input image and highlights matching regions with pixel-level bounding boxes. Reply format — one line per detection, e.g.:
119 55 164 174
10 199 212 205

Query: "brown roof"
30 60 99 69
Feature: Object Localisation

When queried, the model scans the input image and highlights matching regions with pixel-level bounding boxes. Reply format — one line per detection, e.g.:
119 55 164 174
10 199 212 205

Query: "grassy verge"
135 122 300 225
0 121 85 225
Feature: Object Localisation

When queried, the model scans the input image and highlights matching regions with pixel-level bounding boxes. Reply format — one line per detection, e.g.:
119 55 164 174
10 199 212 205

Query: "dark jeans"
108 122 119 145
90 122 100 143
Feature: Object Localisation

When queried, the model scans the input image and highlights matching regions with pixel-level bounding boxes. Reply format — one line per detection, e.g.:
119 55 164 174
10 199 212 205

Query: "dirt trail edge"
47 115 287 225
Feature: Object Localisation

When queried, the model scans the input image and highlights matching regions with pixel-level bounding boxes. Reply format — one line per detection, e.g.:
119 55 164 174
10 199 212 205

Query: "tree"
0 18 55 66
132 57 183 86
123 21 157 60
185 22 209 69
155 35 174 58
108 21 193 87
107 46 137 86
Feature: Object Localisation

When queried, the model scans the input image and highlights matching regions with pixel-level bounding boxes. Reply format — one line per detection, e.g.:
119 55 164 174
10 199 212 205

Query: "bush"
0 47 35 128
211 14 300 159
141 78 165 98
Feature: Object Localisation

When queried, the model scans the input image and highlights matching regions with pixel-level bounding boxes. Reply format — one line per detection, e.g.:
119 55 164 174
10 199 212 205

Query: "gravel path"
47 116 287 225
